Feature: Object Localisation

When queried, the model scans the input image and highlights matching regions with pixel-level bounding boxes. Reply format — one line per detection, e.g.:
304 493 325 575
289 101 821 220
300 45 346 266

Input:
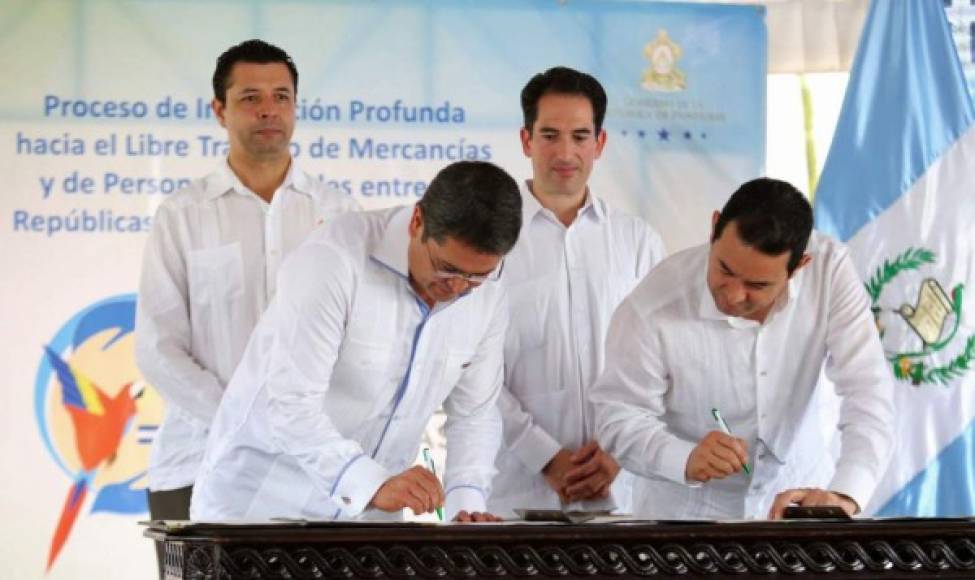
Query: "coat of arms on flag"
867 248 974 386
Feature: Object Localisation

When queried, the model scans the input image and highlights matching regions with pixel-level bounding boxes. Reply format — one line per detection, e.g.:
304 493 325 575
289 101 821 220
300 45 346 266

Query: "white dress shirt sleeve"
496 386 563 476
822 249 895 510
135 203 225 423
263 244 391 518
592 298 698 485
442 291 509 519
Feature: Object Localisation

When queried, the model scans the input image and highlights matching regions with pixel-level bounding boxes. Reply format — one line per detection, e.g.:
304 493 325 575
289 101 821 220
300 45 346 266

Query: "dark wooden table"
144 517 975 579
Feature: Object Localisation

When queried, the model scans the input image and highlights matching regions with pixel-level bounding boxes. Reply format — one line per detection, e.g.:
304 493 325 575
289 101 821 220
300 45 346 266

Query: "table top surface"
143 516 975 544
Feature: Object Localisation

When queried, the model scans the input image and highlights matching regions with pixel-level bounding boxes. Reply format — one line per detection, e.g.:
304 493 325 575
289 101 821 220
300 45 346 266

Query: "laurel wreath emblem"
867 247 972 386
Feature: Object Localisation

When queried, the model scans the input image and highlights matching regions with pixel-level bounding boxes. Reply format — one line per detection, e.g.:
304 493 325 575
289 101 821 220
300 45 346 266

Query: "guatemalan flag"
815 0 975 516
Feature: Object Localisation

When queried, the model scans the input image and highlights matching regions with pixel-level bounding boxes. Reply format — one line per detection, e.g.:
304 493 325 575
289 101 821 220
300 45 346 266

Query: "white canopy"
656 0 870 73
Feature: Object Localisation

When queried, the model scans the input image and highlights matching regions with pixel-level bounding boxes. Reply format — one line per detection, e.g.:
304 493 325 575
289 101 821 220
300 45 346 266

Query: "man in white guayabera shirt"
592 178 894 520
135 39 357 540
191 161 521 523
487 67 665 518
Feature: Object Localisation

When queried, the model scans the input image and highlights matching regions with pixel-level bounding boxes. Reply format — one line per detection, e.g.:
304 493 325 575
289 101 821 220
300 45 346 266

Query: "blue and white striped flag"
815 0 975 516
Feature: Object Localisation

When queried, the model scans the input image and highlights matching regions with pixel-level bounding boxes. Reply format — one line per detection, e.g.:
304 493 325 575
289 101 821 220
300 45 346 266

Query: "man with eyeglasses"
191 160 521 522
487 67 665 518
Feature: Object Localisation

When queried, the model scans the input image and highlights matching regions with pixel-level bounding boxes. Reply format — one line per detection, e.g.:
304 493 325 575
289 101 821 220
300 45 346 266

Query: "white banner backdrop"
0 1 765 577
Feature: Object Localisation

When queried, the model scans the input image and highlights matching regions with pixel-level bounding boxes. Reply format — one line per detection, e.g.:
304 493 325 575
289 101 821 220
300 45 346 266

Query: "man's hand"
563 441 621 501
542 449 575 502
369 466 444 515
454 510 503 522
767 488 859 520
685 430 749 483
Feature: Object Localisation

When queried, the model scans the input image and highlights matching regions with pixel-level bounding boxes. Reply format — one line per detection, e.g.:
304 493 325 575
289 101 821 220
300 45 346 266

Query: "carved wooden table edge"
144 517 975 579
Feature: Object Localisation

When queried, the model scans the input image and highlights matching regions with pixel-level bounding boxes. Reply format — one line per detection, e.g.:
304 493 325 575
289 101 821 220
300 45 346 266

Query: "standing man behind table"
136 39 358 531
592 178 893 520
191 160 521 523
487 67 665 518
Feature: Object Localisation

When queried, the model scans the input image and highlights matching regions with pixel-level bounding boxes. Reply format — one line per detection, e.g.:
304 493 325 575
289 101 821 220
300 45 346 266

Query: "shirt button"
760 371 768 376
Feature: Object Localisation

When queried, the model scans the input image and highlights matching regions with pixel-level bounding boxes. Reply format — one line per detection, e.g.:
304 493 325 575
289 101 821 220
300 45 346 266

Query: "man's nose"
558 140 575 158
724 280 746 304
258 101 276 119
446 276 471 293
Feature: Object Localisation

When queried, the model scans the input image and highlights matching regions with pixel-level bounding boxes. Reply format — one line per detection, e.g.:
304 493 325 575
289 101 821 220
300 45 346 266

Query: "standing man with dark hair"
136 38 357 539
191 160 521 523
487 67 665 517
592 178 894 520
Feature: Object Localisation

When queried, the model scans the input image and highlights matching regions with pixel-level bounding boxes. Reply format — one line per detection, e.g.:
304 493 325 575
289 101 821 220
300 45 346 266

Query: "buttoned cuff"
828 463 877 514
509 425 562 475
330 454 391 517
444 485 487 521
658 436 700 486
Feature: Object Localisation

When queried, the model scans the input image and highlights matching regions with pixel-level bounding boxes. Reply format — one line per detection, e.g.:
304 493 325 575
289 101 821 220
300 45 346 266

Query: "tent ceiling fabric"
647 0 870 73
764 0 869 73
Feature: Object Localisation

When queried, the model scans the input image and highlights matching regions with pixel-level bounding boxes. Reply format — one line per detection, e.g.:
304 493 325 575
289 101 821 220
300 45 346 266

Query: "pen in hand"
711 408 752 475
421 447 445 521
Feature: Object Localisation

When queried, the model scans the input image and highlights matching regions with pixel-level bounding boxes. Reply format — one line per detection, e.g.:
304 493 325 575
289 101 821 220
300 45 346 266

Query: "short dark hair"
521 66 608 134
712 178 813 273
212 39 298 104
418 161 522 256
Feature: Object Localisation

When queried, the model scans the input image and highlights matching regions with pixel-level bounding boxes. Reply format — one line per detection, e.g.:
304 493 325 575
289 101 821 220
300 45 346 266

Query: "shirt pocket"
664 327 753 427
187 243 245 305
329 339 395 426
186 243 246 381
505 278 550 351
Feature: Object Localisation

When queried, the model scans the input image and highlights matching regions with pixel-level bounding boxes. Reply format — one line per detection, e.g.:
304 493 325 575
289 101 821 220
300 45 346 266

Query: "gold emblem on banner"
642 29 686 92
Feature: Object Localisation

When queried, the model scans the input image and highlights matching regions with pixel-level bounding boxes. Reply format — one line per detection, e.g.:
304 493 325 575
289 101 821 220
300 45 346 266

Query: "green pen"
421 447 444 521
711 408 752 475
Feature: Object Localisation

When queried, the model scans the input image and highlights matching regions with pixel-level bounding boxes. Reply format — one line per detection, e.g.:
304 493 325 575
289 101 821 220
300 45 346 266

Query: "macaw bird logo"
34 295 163 572
42 346 142 569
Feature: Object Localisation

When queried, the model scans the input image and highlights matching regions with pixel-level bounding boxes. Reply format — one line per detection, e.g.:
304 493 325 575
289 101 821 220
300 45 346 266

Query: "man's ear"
710 210 720 240
519 127 532 157
594 129 607 159
212 98 227 129
409 205 423 238
789 254 813 278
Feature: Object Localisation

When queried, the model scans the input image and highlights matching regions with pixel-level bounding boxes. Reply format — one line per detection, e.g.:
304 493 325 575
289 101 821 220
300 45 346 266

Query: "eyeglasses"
425 240 504 284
